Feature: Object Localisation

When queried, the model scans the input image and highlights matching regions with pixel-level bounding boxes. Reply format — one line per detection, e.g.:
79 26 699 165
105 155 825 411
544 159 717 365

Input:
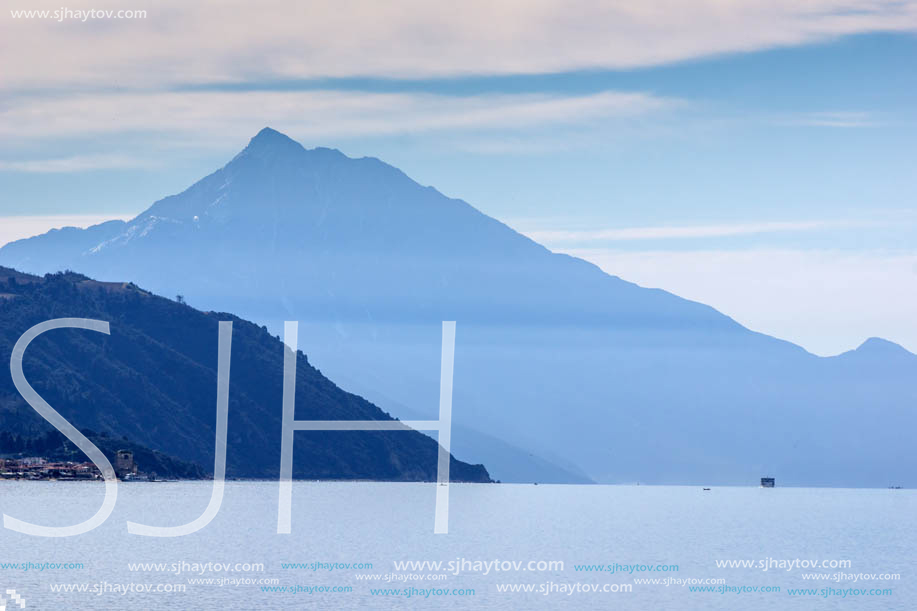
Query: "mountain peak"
855 337 913 357
233 128 349 168
245 127 303 152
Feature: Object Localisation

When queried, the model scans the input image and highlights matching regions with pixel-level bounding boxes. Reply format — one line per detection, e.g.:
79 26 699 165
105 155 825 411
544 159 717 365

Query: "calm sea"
0 481 913 609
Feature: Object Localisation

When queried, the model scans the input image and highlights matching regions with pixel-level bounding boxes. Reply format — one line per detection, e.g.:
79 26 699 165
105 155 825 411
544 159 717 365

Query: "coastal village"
0 449 148 481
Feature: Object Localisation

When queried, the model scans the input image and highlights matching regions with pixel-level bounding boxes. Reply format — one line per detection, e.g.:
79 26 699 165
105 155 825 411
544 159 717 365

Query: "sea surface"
0 481 913 609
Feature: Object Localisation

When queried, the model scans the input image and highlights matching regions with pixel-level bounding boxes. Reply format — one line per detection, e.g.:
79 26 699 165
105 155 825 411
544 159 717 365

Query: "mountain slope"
2 128 914 486
0 267 490 482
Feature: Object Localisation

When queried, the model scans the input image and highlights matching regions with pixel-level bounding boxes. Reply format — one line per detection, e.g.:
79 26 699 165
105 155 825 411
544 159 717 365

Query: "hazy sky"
1 0 915 355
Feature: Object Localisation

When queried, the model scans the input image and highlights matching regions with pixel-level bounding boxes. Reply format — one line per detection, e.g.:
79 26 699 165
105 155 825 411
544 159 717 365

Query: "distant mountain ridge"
0 267 490 482
2 128 914 486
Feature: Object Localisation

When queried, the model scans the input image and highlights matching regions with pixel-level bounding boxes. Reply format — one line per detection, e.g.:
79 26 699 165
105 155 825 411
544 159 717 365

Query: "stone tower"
115 450 137 478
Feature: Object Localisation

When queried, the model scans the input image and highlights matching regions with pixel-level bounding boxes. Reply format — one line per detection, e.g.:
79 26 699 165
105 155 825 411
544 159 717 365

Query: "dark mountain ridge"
0 267 490 482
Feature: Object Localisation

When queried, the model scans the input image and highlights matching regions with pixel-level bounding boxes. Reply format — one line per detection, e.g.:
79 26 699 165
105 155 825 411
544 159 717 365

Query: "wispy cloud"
0 154 154 173
0 90 677 144
2 0 915 91
779 111 880 128
516 220 871 244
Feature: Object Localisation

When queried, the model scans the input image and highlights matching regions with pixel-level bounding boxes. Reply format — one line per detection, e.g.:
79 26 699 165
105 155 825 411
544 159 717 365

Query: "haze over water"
1 481 912 610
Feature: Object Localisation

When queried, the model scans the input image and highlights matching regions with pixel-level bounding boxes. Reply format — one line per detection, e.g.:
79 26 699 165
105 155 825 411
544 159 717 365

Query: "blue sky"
1 1 915 355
